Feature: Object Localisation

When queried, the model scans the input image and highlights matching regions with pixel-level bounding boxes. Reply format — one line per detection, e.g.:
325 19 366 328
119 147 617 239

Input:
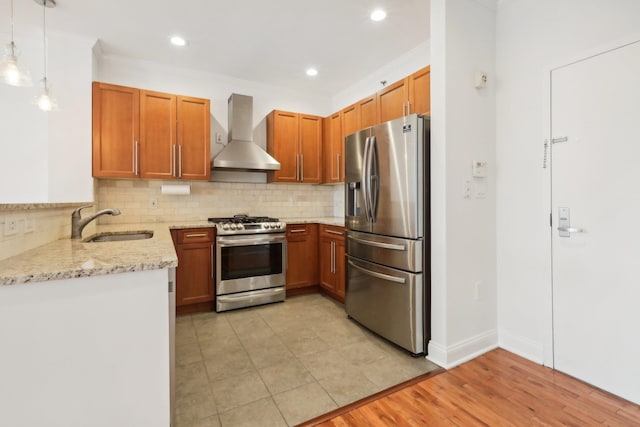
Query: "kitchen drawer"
319 224 345 240
175 228 214 244
286 224 314 238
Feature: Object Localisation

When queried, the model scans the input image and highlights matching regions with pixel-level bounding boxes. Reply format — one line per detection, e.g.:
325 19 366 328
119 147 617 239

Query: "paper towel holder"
161 185 191 196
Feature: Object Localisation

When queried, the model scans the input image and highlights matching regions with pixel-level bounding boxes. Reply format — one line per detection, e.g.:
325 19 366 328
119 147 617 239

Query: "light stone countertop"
0 221 214 286
281 217 345 227
0 218 344 286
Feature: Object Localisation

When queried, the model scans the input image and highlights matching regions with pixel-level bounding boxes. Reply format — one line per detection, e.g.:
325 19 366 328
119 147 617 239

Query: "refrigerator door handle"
347 235 406 251
348 260 406 284
369 136 379 222
361 136 372 222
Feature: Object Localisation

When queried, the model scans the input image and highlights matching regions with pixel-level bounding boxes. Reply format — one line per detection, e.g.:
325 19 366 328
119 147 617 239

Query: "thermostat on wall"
472 160 488 178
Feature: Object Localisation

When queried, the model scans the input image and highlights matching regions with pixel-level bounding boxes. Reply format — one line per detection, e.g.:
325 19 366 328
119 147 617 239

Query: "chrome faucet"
71 205 121 239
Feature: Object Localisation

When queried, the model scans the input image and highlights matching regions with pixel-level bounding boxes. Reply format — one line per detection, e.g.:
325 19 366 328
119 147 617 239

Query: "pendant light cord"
10 0 16 53
42 0 47 84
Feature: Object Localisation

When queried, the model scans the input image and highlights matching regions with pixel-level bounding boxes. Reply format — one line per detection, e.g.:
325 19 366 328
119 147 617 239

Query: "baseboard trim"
427 329 499 369
498 329 545 365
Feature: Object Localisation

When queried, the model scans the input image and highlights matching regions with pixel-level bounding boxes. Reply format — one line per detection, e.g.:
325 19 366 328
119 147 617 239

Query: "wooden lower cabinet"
319 225 346 302
171 228 215 314
285 224 318 290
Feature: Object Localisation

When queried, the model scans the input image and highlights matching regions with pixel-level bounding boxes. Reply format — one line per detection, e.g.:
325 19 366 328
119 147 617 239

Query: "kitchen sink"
85 231 154 242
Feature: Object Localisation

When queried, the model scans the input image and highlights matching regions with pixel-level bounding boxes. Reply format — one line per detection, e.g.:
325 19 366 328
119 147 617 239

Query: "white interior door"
551 40 640 404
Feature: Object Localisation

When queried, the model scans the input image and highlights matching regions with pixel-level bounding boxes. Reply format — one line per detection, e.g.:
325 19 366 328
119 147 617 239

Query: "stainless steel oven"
210 215 286 312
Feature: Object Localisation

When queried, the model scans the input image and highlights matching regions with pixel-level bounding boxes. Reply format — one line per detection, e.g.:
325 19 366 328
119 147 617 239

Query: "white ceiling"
2 0 430 96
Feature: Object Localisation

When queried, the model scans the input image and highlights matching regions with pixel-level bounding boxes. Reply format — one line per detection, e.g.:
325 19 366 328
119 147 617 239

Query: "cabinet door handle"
211 244 214 279
337 153 341 179
296 154 300 181
185 233 208 238
331 241 335 273
289 228 306 233
134 140 140 176
407 100 411 115
325 229 343 236
178 145 183 178
172 144 177 177
300 154 304 181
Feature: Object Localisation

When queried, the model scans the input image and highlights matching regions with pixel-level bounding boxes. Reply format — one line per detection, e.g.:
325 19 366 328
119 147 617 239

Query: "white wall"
428 0 497 368
331 40 430 112
0 32 95 204
0 269 170 427
97 53 333 157
496 0 640 365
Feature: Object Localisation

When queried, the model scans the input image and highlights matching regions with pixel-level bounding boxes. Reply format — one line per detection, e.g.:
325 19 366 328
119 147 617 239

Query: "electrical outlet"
464 180 471 199
4 218 18 236
150 198 158 209
216 133 223 144
24 217 35 233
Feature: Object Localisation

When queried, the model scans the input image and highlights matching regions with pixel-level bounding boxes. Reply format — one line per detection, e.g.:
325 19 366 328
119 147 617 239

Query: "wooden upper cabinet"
341 103 360 141
378 78 409 124
408 66 431 116
92 81 210 181
177 96 211 180
140 90 176 179
358 95 378 129
323 112 343 184
267 110 322 183
92 82 139 178
267 110 299 183
299 114 323 183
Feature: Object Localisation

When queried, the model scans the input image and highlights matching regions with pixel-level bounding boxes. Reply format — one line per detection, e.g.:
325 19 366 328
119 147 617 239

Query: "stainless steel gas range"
208 215 286 312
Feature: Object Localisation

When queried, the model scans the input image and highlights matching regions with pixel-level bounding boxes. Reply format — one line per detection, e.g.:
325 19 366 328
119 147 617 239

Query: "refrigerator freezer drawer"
346 256 424 354
346 230 423 273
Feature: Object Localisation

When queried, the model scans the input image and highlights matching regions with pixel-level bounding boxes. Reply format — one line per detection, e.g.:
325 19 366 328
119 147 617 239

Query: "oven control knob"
222 224 230 230
277 222 283 229
237 224 244 230
230 224 237 230
263 223 270 229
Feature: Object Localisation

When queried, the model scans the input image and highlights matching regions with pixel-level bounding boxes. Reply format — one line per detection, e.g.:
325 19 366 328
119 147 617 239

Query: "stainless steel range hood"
212 94 280 171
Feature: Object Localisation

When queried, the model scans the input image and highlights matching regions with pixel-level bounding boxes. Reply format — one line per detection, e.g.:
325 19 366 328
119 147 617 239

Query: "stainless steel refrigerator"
344 114 429 355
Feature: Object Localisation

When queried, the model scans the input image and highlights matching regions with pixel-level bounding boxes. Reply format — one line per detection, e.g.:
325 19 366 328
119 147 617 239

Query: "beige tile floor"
175 293 439 427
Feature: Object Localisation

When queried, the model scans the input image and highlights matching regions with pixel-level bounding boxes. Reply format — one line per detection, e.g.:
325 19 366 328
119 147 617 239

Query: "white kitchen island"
0 224 187 427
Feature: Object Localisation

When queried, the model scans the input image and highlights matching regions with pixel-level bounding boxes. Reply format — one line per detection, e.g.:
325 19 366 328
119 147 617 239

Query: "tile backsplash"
0 180 345 261
96 179 345 224
0 206 88 261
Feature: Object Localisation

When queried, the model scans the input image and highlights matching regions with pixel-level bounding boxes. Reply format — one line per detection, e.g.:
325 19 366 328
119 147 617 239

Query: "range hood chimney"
212 94 280 171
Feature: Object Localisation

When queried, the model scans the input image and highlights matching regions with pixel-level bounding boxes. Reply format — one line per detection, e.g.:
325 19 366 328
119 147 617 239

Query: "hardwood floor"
300 348 640 427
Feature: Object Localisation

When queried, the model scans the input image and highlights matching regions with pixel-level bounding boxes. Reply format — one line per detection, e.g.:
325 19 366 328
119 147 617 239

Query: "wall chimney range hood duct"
212 94 280 171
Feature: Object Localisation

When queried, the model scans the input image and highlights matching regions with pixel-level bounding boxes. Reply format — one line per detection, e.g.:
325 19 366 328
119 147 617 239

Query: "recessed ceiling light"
306 68 318 77
170 36 187 46
370 9 387 22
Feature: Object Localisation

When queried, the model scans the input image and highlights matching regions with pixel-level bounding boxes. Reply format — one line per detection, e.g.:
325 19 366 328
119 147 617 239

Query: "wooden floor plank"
303 349 640 427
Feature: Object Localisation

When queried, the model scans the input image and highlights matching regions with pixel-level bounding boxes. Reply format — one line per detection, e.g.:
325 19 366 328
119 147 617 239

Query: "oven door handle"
217 235 286 247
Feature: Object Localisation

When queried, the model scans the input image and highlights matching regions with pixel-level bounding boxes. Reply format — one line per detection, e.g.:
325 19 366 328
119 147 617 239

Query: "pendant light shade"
0 0 33 86
34 0 58 111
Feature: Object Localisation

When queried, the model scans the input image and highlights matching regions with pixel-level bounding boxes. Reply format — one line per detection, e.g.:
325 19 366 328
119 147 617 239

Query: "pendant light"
0 0 33 86
33 0 57 111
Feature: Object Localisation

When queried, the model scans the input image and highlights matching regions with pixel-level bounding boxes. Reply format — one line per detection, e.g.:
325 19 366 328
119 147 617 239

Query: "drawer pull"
289 229 306 233
325 229 343 236
185 233 208 238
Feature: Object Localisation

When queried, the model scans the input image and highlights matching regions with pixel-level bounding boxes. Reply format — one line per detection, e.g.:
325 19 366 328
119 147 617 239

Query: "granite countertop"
0 218 344 286
0 221 214 286
281 217 345 227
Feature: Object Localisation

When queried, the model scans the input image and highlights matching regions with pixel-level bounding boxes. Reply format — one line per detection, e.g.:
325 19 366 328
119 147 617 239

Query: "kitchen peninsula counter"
0 221 214 286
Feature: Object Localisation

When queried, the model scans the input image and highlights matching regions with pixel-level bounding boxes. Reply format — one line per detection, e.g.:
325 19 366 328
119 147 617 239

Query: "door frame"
542 33 640 368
